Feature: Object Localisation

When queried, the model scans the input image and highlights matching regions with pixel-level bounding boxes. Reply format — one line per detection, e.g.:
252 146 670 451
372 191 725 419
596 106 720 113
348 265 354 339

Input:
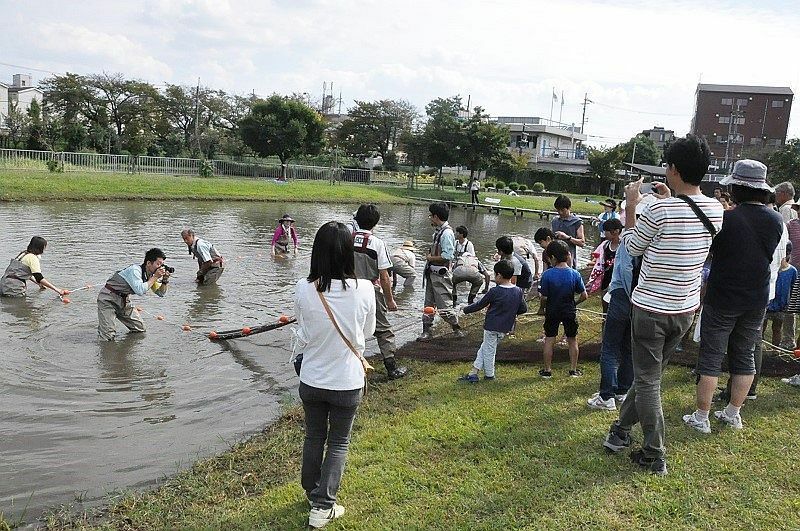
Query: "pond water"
0 200 597 522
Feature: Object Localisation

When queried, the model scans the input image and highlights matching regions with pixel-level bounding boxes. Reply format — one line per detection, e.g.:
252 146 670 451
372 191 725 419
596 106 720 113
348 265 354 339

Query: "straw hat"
278 214 295 222
401 240 416 250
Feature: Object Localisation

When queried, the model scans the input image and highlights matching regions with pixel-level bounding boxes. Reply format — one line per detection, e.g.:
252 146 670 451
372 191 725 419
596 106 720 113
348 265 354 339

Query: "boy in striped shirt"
602 135 723 476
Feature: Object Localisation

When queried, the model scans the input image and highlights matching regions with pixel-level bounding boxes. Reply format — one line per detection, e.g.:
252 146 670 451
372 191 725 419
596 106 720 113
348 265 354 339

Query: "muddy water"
0 200 596 522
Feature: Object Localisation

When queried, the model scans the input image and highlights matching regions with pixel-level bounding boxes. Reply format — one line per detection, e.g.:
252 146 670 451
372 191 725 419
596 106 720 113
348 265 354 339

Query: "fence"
0 148 413 186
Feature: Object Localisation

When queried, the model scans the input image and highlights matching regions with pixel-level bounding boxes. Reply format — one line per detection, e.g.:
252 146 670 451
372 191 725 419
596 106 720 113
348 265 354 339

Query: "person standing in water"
0 236 66 298
181 229 225 285
271 214 299 255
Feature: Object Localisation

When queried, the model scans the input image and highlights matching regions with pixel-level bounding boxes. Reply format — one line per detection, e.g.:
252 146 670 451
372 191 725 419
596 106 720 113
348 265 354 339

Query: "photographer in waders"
349 205 408 380
97 248 171 341
181 229 224 285
418 202 465 341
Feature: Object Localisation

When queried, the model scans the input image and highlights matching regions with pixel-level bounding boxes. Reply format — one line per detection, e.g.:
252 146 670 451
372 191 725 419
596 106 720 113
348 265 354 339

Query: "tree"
238 95 325 180
26 99 48 151
616 135 660 166
767 139 800 183
588 146 623 179
460 107 509 179
335 99 417 160
422 96 463 187
5 102 30 149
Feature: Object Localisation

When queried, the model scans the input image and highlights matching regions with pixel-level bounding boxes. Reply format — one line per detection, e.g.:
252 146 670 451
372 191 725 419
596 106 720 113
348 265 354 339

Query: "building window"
772 100 784 108
717 136 727 144
718 116 730 124
736 98 748 106
734 117 745 125
721 98 733 105
659 133 665 141
770 139 783 147
750 137 762 145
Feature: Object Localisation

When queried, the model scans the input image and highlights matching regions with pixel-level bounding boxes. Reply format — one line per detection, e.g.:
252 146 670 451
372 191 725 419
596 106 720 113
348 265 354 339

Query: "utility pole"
194 77 203 157
580 93 592 134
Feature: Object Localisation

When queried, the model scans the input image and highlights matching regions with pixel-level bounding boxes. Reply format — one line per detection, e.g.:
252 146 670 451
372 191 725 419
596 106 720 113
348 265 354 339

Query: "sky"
1 0 799 147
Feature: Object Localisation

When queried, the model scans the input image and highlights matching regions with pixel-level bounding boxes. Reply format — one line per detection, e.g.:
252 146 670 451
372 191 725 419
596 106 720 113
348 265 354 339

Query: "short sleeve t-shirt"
192 238 214 262
539 266 585 318
551 215 583 268
19 253 41 274
506 254 523 276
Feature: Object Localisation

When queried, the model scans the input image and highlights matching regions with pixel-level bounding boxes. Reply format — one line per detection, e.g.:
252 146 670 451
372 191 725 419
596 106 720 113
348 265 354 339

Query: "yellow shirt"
19 253 41 275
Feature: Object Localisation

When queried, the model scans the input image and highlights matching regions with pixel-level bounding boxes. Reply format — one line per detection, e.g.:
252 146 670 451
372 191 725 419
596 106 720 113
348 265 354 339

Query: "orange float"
278 315 290 324
182 324 192 331
242 326 252 335
156 315 165 321
423 306 435 315
794 349 800 359
208 331 219 339
61 297 71 304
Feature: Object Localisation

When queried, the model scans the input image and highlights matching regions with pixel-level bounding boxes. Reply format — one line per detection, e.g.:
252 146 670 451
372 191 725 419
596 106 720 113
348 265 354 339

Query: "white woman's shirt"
294 278 376 391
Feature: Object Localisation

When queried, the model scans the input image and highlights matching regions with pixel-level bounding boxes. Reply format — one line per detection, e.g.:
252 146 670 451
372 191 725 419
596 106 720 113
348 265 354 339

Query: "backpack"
513 252 533 289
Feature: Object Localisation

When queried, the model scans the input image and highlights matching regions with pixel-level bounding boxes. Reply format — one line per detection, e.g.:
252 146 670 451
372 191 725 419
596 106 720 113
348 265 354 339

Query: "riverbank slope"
0 171 605 215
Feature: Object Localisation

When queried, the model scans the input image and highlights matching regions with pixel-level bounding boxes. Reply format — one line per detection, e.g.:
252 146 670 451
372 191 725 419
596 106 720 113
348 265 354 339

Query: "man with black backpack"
602 135 724 476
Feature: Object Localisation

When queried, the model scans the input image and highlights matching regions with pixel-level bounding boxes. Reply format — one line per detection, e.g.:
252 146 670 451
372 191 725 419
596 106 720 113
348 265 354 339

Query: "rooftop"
697 84 794 96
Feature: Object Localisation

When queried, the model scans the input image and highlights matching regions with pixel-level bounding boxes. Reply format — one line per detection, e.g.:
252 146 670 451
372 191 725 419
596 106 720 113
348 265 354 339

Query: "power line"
591 99 690 117
0 61 59 75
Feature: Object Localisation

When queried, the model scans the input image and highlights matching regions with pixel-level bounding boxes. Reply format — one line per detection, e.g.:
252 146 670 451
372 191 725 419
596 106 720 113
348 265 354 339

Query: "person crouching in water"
391 240 417 288
181 229 224 285
458 260 528 382
0 236 67 298
271 214 299 255
97 248 170 341
350 204 408 379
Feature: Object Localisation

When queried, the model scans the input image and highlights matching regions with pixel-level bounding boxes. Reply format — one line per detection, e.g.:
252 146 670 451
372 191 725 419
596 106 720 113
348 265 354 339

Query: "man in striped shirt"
603 135 724 476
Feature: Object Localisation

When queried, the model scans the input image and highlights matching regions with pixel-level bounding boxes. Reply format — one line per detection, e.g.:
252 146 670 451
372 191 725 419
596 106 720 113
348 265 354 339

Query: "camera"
161 264 175 274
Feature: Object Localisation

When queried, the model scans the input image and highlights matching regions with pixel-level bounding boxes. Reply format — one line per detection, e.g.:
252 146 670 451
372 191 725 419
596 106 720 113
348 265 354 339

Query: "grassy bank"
0 171 605 215
25 321 800 529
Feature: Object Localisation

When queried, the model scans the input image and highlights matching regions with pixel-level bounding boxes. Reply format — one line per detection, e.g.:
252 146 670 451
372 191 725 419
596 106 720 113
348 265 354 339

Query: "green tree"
238 95 325 180
335 99 417 160
422 96 463 188
460 107 509 179
767 139 800 182
588 146 623 179
26 99 48 151
5 102 30 149
615 135 660 166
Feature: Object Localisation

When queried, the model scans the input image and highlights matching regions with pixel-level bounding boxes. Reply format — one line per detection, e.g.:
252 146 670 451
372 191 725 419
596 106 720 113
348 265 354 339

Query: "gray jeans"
613 307 694 459
373 285 397 360
300 382 363 510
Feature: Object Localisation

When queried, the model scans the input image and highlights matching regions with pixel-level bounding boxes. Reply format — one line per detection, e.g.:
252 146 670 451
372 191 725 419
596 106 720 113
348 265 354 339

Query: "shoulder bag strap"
315 282 374 374
676 195 718 237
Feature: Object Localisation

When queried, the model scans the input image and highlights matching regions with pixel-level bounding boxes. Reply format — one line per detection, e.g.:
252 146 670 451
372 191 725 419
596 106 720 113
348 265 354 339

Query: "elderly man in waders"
418 202 465 341
348 205 408 379
181 229 225 285
97 248 170 341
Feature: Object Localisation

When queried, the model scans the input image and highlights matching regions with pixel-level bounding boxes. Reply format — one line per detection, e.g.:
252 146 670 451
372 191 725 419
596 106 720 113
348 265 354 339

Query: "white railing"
0 148 413 186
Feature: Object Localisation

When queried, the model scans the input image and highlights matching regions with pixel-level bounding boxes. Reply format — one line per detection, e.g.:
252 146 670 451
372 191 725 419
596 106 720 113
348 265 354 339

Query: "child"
764 242 797 347
596 199 620 240
586 218 623 313
551 195 585 269
458 260 528 382
534 227 556 273
271 214 299 255
538 240 587 378
495 236 533 290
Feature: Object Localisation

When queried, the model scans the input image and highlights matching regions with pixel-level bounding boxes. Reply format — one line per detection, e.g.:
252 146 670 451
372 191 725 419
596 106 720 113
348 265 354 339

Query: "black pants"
471 190 479 203
300 382 363 509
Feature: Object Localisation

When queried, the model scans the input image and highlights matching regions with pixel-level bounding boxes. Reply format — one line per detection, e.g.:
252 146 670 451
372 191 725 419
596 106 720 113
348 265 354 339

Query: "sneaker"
457 374 479 383
714 410 743 429
629 449 668 476
781 374 800 386
453 328 466 338
387 367 408 380
309 503 345 528
483 375 495 381
602 427 631 453
587 394 616 411
615 393 627 403
569 369 583 378
682 412 711 434
745 392 757 400
416 332 432 342
538 369 552 379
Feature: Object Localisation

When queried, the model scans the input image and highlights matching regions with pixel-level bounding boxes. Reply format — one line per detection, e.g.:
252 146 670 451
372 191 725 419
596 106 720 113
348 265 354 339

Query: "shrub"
453 178 463 188
533 182 545 192
519 184 528 192
508 181 519 191
484 180 495 189
199 159 214 177
46 160 63 173
495 180 506 190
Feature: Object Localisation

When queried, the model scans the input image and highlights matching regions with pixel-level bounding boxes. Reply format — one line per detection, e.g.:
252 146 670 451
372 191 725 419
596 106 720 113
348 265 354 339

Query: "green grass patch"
35 354 800 530
0 171 605 216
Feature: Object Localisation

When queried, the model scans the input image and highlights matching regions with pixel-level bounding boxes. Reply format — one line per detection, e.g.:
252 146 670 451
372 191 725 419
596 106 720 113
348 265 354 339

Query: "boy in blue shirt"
538 241 587 378
458 260 528 382
764 242 797 348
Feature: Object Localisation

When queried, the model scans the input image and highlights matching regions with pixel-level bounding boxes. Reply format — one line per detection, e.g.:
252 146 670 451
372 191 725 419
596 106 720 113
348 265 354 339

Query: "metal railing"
0 148 413 186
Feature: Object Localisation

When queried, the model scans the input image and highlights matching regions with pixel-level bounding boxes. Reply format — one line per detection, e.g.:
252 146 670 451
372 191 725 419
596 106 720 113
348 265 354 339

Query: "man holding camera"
97 248 171 341
181 229 224 285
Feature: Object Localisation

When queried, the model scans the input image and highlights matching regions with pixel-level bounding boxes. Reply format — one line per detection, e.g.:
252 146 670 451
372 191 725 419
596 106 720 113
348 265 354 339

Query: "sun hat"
600 199 617 210
401 240 416 250
278 214 295 222
720 159 773 192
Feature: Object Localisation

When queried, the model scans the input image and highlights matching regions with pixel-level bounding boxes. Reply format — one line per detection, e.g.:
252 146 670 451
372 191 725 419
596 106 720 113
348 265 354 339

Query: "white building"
0 82 8 130
1 74 44 132
492 116 589 174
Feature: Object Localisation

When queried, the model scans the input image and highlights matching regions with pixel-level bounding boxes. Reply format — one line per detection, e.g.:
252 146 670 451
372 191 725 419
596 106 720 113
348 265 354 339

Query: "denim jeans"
473 330 505 377
598 288 633 400
300 382 363 509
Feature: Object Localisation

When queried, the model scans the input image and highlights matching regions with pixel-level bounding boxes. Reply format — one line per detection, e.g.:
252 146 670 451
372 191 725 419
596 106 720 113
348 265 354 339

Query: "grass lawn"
26 355 800 529
0 170 605 216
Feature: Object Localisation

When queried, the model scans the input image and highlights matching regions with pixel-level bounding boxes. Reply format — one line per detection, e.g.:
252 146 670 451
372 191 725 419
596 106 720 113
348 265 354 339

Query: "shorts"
764 311 783 322
544 314 578 338
697 303 763 377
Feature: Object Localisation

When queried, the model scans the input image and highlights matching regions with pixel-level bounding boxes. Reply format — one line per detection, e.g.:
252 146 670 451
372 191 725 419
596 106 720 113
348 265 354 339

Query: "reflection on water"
0 200 596 522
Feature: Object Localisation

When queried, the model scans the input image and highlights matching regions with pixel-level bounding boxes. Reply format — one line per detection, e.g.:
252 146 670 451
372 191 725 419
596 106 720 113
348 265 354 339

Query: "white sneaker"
682 412 711 434
781 374 800 386
714 410 743 429
587 394 616 411
309 503 345 528
615 393 627 403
